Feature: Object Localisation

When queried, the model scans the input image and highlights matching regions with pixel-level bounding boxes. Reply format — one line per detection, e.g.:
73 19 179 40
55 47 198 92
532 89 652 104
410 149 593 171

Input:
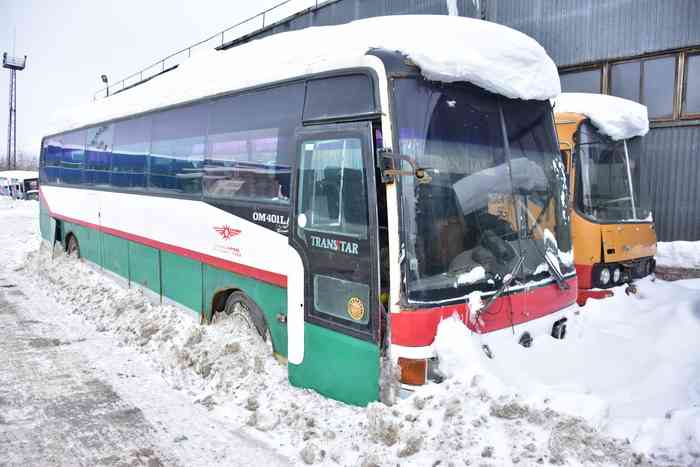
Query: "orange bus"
555 93 656 305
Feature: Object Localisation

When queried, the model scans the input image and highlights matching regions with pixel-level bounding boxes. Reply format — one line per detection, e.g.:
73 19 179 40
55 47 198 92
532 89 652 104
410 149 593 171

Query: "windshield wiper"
479 255 525 314
537 245 569 290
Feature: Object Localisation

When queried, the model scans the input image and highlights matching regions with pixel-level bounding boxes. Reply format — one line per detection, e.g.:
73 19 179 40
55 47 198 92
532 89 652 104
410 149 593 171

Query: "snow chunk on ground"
656 240 700 268
51 15 560 135
554 92 649 140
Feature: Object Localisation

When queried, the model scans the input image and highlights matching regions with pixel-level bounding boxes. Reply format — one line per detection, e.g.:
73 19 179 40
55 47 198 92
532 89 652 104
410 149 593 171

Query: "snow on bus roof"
554 92 649 140
49 15 560 136
0 170 38 181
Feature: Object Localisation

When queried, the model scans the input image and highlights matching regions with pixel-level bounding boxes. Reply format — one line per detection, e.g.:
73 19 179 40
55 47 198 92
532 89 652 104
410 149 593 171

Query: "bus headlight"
612 267 622 284
599 267 611 286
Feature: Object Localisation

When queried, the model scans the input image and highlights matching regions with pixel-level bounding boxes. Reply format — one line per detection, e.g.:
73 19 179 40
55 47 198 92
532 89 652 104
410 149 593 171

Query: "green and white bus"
39 15 577 406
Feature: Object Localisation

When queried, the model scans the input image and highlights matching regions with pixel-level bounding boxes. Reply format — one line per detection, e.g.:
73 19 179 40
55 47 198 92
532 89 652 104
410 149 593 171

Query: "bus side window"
297 138 369 240
204 84 304 204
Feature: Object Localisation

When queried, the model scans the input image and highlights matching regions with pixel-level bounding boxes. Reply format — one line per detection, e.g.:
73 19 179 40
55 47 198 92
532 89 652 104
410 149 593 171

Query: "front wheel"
223 291 269 343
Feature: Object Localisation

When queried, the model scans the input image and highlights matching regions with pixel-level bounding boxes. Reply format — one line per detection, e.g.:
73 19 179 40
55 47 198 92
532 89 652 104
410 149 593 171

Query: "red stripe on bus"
575 264 593 289
391 276 577 347
40 188 288 288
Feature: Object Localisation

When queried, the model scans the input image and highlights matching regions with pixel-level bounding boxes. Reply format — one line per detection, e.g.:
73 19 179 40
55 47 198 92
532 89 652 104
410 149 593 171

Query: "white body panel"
42 185 290 280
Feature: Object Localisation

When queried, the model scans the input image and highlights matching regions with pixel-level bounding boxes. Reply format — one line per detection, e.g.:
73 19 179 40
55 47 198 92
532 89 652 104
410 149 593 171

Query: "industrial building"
105 0 700 241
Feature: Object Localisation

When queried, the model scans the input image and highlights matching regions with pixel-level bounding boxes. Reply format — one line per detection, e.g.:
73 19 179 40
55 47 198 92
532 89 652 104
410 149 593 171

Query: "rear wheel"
66 235 80 259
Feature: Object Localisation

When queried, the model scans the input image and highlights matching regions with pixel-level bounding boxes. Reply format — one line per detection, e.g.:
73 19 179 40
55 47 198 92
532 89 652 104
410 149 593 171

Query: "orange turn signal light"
398 357 427 386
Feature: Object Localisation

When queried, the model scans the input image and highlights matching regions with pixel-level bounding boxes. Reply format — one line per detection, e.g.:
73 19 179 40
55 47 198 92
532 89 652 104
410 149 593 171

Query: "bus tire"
223 291 269 342
66 234 81 259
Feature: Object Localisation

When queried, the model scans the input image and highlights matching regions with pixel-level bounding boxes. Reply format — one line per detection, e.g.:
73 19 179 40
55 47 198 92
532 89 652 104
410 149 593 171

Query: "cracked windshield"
395 78 573 303
576 121 651 222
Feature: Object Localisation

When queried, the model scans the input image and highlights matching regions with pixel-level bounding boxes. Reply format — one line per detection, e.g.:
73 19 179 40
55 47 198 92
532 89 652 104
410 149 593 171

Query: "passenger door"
287 122 381 406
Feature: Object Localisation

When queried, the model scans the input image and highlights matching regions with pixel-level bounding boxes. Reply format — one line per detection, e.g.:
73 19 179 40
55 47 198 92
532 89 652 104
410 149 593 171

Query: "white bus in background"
0 170 39 200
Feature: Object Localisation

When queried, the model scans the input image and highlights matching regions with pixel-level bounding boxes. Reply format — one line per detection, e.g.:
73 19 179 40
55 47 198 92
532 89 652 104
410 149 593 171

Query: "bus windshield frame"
575 121 651 223
392 78 574 305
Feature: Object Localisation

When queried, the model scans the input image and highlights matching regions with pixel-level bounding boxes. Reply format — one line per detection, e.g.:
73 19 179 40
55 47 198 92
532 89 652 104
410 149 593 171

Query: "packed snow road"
1 197 698 466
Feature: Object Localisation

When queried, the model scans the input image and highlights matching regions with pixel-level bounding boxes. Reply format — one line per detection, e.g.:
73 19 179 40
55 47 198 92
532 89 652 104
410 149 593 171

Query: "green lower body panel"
49 218 289 355
161 250 202 314
39 201 51 241
203 265 287 356
289 323 380 406
129 242 161 296
102 233 129 279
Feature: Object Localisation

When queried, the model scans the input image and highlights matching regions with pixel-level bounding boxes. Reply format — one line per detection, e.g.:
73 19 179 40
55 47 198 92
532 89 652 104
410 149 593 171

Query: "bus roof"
553 92 649 141
49 15 560 136
0 170 38 181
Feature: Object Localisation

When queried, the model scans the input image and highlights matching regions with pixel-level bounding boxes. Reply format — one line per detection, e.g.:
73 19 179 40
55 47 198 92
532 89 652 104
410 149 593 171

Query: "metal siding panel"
484 0 700 67
635 126 700 241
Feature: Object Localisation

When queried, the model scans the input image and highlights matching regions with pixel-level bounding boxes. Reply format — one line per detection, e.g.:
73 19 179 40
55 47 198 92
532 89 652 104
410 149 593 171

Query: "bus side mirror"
377 148 432 184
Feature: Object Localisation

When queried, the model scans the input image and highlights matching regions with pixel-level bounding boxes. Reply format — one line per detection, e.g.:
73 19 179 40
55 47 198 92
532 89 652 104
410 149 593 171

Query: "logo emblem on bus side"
347 297 365 321
214 225 242 240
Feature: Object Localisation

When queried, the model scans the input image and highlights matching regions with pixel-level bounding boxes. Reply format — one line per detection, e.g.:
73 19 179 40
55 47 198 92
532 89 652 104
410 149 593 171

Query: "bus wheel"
223 291 269 343
66 235 81 259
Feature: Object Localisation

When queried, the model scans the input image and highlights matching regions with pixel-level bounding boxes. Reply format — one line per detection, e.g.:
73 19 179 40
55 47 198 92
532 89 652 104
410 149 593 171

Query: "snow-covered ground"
656 241 700 269
2 197 699 465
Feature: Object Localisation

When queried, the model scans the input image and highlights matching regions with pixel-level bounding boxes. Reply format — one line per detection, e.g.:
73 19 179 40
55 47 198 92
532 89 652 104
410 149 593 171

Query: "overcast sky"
0 0 302 158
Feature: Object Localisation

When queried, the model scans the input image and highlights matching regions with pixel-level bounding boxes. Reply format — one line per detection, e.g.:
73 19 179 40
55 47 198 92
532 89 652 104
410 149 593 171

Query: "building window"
683 53 700 116
560 68 601 94
610 61 641 102
608 55 677 121
642 55 676 120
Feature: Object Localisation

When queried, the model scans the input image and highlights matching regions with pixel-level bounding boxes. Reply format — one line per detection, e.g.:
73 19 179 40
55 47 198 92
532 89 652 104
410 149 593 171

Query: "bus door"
287 122 381 406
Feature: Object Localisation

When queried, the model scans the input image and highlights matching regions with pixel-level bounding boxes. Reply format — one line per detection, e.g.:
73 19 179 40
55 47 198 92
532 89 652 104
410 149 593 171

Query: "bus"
38 15 576 406
555 93 656 305
0 170 39 200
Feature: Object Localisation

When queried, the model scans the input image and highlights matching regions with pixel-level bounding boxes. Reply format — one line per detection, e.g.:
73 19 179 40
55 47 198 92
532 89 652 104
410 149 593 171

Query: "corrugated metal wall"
248 0 479 40
631 127 700 241
484 0 700 67
228 0 700 241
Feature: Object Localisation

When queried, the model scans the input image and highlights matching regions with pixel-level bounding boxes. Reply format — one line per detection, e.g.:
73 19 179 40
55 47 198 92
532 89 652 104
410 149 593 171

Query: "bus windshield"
394 78 573 303
576 122 650 222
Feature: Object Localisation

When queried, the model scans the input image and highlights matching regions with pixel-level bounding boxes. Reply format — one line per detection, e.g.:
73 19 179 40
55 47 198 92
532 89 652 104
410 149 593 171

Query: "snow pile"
487 277 700 466
50 15 559 135
554 92 649 140
19 241 647 466
656 240 700 268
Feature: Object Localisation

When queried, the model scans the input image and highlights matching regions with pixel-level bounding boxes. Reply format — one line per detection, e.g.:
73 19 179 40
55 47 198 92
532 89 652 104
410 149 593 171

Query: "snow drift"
49 15 560 136
554 92 649 140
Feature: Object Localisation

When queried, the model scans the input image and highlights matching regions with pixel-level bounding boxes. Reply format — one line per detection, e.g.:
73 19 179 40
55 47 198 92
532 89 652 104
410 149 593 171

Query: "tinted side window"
610 61 641 102
204 84 304 203
643 56 676 119
150 104 207 194
85 124 113 186
112 116 151 190
60 130 86 185
560 69 601 94
41 136 62 183
684 53 700 115
303 75 374 121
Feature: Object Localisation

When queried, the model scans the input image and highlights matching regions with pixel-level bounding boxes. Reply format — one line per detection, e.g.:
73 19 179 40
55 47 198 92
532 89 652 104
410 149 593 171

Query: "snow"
0 170 38 181
455 265 486 285
656 240 700 269
49 15 560 136
6 197 700 465
554 92 650 141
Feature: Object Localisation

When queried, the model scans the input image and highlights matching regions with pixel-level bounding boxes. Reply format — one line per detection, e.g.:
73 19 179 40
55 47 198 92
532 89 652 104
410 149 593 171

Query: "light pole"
3 52 27 170
101 74 109 97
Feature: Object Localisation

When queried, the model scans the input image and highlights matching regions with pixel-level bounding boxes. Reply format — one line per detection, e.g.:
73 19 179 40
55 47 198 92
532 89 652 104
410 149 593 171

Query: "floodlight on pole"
101 74 109 97
3 52 27 170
